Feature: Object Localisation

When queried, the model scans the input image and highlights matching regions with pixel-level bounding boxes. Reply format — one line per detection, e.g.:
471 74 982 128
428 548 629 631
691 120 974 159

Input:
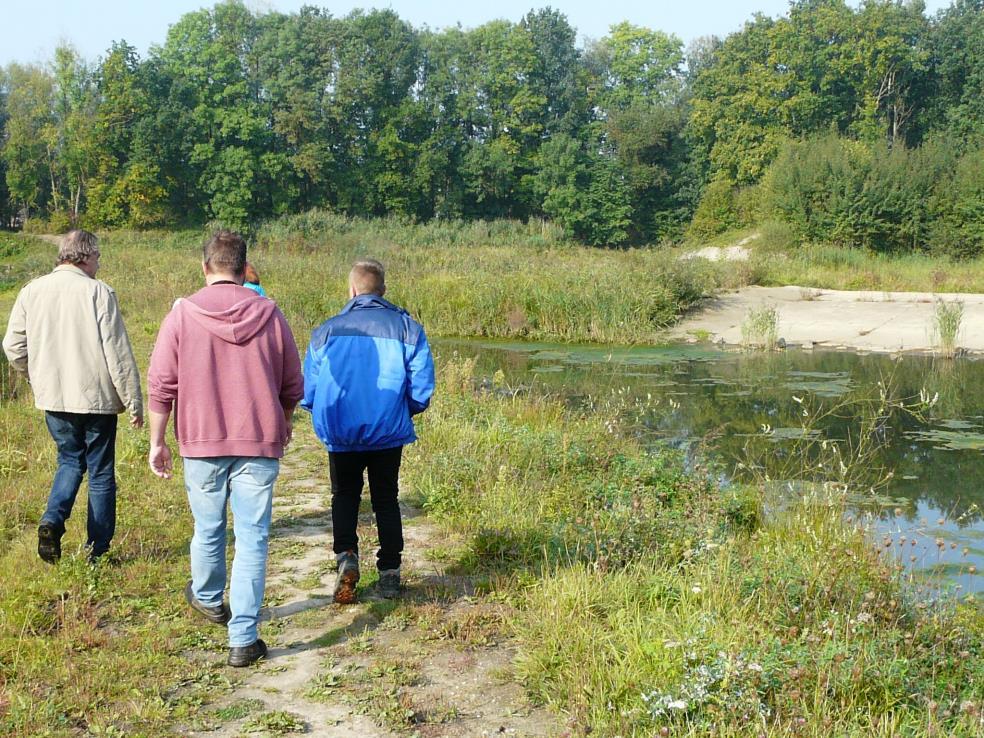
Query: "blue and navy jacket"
301 294 435 452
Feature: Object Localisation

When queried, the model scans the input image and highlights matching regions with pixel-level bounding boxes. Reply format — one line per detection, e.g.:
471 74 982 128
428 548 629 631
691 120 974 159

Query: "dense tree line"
0 0 981 250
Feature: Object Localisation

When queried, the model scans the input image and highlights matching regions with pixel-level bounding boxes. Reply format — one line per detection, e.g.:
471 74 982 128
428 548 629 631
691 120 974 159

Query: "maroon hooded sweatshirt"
148 284 304 458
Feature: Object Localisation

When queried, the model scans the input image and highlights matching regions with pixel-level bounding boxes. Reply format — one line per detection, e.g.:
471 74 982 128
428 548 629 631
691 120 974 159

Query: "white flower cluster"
641 649 770 722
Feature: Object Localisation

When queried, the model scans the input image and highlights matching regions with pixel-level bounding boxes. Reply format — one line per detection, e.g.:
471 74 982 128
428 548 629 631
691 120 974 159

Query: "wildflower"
969 565 977 575
691 585 702 594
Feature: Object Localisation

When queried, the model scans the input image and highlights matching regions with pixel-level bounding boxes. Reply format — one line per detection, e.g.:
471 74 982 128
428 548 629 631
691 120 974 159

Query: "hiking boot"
228 638 267 667
37 522 62 564
378 568 401 599
333 550 360 604
184 581 231 625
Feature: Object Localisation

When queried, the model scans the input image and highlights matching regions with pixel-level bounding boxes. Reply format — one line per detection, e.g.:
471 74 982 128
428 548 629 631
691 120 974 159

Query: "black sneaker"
38 522 62 564
184 581 231 625
333 550 360 604
378 569 401 599
228 638 267 667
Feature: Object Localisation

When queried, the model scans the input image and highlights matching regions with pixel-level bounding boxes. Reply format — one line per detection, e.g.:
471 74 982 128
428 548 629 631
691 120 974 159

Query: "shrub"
930 146 984 259
688 175 743 239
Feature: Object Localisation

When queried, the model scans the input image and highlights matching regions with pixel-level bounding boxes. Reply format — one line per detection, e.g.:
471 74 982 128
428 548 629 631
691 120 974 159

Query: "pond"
440 339 984 596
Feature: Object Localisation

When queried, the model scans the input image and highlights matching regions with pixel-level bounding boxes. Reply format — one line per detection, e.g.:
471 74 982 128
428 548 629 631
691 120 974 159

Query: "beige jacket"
2 264 143 418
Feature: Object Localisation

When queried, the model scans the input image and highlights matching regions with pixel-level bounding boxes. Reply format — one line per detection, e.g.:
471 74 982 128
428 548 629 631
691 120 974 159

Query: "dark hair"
203 230 247 276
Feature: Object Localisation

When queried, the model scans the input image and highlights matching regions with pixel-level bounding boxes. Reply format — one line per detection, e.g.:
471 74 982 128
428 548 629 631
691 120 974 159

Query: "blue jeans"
42 411 118 556
183 456 279 647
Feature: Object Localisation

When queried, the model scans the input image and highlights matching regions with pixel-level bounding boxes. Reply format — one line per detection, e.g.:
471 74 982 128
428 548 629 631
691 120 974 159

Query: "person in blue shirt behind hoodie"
301 259 435 603
243 262 266 297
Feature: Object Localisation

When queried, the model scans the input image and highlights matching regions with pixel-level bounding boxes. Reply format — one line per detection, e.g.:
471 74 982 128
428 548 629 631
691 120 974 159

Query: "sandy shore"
671 286 984 354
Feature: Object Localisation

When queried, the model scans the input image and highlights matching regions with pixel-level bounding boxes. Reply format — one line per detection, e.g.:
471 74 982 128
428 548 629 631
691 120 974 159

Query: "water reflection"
440 339 984 593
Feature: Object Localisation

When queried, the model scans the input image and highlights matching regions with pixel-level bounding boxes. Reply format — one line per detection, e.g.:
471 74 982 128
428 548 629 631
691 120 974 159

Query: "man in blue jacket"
302 259 435 603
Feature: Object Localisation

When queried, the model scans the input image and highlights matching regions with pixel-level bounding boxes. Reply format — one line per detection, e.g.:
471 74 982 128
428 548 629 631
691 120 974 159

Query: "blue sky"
2 0 953 67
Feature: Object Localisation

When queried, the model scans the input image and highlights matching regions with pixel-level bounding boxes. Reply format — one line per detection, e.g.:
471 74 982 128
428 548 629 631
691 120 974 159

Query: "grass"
933 298 965 359
740 304 780 350
406 359 984 737
708 221 984 294
1 218 982 735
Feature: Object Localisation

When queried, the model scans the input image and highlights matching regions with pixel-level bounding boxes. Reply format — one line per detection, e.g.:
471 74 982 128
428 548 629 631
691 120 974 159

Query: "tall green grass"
74 217 720 345
407 360 984 737
1 221 982 735
733 221 984 293
740 304 780 350
933 298 965 359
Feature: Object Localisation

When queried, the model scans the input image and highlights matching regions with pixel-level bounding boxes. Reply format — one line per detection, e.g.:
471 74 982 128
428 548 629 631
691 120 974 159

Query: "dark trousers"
42 411 118 556
329 446 403 571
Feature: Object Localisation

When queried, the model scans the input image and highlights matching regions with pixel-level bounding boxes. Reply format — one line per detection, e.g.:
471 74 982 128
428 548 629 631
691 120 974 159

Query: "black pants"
329 446 403 571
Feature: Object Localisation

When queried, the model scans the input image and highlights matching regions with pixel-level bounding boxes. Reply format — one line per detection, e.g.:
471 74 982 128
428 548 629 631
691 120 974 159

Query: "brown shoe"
184 581 231 625
333 551 360 604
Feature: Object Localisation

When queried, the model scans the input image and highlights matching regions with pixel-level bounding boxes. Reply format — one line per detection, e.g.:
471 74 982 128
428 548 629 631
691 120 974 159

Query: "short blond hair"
59 230 99 265
350 258 385 296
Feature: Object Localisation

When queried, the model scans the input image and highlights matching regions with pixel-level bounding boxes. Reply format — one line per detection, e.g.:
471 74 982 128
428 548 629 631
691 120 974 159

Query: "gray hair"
59 230 100 265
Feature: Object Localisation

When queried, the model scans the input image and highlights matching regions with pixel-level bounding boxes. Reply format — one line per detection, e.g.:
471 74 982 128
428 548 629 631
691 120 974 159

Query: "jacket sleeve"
406 327 435 416
147 308 179 414
2 289 28 373
278 313 304 410
300 332 323 413
98 287 144 418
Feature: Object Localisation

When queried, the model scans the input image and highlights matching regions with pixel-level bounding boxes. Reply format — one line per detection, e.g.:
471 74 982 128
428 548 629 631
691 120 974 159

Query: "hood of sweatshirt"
178 288 278 345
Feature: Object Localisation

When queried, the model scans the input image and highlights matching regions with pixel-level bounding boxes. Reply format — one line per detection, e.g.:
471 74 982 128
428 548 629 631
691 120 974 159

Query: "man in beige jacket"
3 230 143 563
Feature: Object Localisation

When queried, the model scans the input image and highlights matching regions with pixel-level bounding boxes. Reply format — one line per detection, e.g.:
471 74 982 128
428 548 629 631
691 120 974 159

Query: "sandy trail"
671 286 984 354
179 432 560 737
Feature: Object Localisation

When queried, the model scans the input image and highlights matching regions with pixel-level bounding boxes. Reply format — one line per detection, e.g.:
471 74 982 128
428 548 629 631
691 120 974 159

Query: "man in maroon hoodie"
147 230 303 667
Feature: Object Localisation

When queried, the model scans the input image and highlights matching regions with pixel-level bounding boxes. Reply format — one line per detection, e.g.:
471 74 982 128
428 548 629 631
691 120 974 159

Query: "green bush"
930 145 984 259
688 175 743 239
761 134 976 256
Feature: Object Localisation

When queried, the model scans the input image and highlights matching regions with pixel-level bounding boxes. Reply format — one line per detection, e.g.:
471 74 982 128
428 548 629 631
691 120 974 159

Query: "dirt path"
178 431 561 737
671 285 984 354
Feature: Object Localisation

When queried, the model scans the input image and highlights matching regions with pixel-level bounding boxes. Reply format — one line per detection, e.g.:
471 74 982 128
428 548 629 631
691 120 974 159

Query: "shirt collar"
53 264 90 278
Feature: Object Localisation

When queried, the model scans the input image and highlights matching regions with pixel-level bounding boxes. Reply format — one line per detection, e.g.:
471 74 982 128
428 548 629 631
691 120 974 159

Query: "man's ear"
202 261 208 278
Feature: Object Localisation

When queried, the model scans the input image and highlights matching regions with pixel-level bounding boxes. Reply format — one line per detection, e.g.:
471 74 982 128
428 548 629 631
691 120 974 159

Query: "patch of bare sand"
671 285 984 354
679 234 758 262
180 433 561 737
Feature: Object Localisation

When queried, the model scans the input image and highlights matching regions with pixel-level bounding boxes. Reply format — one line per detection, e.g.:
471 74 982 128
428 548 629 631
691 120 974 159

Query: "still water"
440 339 984 595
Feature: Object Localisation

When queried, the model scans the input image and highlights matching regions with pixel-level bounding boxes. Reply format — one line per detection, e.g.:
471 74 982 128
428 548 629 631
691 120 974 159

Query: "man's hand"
284 406 295 448
149 443 173 479
131 413 144 429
